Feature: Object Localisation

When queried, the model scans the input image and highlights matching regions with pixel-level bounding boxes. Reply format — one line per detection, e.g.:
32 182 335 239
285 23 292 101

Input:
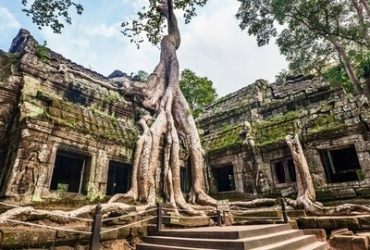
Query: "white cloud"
0 7 21 30
176 0 287 96
0 0 287 96
81 23 122 38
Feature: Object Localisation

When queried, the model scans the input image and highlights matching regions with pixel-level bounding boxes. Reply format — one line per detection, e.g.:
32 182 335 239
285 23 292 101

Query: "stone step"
297 241 330 250
152 224 292 239
141 230 305 249
136 243 222 250
137 224 330 250
249 235 325 250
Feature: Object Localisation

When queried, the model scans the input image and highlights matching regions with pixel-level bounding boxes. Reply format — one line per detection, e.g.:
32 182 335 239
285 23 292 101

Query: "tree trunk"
285 134 323 213
351 0 370 47
360 0 370 17
328 37 363 95
108 0 216 213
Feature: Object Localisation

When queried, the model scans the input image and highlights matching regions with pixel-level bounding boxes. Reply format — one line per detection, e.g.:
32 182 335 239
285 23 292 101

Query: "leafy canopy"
180 69 217 118
21 0 83 33
21 0 208 47
235 0 370 94
236 0 370 73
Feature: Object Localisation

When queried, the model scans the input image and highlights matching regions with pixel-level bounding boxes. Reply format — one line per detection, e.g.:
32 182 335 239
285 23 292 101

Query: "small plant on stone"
36 41 49 62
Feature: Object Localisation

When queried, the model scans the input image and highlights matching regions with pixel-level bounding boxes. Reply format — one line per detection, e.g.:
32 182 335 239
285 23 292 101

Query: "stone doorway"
106 162 131 195
270 157 296 188
320 145 362 183
213 165 235 192
50 150 89 194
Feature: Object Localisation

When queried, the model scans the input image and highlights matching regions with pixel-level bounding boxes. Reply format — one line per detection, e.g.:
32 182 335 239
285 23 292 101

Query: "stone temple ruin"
199 72 370 201
0 29 136 203
1 29 370 205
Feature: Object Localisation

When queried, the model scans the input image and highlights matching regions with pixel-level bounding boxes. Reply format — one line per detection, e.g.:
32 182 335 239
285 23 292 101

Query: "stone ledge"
330 235 369 250
298 216 366 230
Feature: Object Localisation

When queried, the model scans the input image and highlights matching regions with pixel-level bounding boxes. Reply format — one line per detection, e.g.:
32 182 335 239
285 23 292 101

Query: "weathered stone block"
316 190 334 201
333 188 357 199
48 106 61 118
334 216 360 229
100 227 120 241
357 215 370 229
330 228 354 237
163 215 211 227
0 228 56 248
353 235 370 250
297 217 318 229
287 210 306 218
330 235 369 250
330 235 353 250
355 187 370 198
237 210 282 218
317 216 337 229
23 75 40 96
55 226 90 244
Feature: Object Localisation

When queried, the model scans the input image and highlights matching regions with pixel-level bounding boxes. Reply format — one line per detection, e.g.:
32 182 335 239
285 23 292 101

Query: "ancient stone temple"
2 29 370 205
0 29 137 202
198 75 370 201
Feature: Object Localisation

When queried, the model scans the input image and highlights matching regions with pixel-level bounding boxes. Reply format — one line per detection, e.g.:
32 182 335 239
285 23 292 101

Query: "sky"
0 0 288 97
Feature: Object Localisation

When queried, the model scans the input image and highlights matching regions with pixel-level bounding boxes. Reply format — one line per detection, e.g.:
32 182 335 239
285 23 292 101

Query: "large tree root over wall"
284 133 370 215
108 0 216 214
0 0 216 223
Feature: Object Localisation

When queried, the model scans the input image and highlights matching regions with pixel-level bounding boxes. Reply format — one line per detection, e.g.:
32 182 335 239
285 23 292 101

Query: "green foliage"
322 64 354 94
36 41 49 62
21 0 83 33
357 170 365 182
323 50 370 94
21 0 207 47
121 0 208 47
221 122 229 131
132 70 149 81
103 94 118 103
179 69 218 119
355 51 370 80
235 0 370 92
126 126 139 144
275 69 289 84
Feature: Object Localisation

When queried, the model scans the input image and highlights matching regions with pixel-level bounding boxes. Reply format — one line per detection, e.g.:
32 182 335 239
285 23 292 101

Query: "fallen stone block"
330 235 368 250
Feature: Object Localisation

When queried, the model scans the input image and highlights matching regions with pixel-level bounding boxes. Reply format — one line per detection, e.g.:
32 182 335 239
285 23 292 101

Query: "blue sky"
0 0 288 97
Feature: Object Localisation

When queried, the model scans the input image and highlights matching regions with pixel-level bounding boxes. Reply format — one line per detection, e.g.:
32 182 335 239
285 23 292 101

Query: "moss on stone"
307 124 346 139
253 111 300 146
86 182 105 202
259 111 300 126
204 125 243 152
20 102 46 120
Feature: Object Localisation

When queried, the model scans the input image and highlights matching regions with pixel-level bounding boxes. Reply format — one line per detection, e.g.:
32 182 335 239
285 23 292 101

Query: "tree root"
0 203 135 225
231 198 277 209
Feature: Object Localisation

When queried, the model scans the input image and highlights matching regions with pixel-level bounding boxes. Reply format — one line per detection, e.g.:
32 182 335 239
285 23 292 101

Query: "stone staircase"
136 224 329 250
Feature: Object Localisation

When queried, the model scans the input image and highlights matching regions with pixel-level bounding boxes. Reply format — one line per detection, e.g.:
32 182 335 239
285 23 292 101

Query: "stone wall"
198 74 370 200
0 29 137 202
